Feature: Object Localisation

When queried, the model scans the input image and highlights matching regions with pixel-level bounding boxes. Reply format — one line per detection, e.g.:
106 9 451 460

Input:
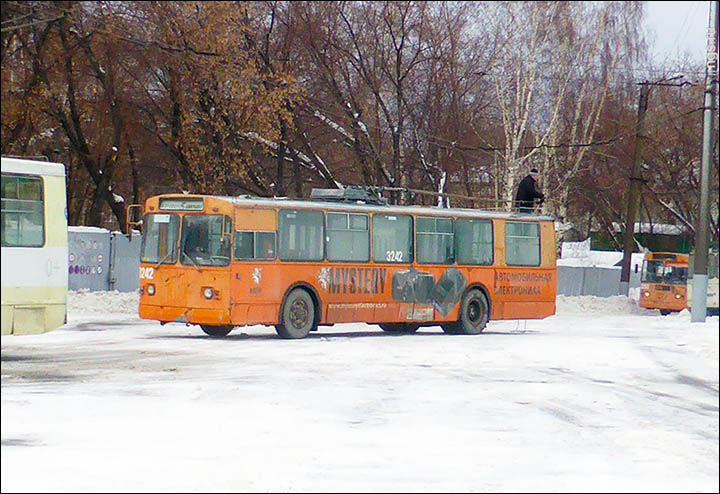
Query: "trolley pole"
691 1 718 323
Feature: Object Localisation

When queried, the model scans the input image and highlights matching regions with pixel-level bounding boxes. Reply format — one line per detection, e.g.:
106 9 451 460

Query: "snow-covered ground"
2 291 718 493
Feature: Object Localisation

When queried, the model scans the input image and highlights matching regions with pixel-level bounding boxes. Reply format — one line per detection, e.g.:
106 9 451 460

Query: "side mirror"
126 204 144 241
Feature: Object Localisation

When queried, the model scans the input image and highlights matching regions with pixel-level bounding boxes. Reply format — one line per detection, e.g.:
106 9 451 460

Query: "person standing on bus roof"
514 168 545 214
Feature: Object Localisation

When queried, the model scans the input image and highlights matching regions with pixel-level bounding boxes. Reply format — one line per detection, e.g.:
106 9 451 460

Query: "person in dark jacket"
514 168 544 213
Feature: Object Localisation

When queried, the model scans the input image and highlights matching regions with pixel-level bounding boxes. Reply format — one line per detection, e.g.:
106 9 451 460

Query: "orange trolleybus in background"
131 187 556 339
638 252 689 315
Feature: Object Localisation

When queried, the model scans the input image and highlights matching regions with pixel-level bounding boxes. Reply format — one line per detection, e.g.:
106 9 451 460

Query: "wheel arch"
279 282 322 327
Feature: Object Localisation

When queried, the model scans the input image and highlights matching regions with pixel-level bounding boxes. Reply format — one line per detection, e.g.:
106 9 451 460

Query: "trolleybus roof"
152 193 555 221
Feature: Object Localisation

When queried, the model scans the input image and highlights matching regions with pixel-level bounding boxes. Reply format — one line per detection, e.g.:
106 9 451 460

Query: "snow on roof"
68 226 110 234
610 222 687 235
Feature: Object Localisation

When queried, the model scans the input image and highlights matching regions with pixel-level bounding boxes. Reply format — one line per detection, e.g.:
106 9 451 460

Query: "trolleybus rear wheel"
276 288 316 339
200 324 233 337
442 289 489 335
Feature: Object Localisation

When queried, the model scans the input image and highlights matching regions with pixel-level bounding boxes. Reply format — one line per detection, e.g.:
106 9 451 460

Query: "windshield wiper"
182 251 202 272
153 251 175 269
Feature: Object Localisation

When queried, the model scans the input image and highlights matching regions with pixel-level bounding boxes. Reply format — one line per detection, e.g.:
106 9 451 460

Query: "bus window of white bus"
1 174 44 247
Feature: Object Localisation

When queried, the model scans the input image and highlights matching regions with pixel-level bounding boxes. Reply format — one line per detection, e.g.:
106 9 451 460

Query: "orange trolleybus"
638 251 689 315
131 188 556 339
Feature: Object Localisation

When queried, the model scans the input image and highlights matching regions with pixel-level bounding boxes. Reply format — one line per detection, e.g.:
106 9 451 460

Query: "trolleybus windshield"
642 260 688 284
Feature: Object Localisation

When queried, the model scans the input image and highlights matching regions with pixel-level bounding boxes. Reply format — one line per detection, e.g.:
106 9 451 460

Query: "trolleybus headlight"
643 291 650 297
147 284 156 296
203 287 214 299
675 294 682 299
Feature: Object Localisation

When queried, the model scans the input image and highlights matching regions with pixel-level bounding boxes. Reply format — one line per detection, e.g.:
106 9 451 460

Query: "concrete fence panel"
109 232 141 292
68 228 140 292
557 265 641 298
68 228 112 291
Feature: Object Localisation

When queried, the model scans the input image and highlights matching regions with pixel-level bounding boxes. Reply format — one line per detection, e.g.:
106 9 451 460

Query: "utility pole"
691 1 718 323
619 72 689 296
619 83 650 296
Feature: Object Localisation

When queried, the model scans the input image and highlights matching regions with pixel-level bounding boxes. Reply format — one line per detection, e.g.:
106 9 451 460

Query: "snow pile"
673 309 720 362
556 294 649 315
68 289 139 314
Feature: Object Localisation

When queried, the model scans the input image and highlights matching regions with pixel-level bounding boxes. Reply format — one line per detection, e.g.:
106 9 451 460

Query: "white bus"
688 249 719 316
1 157 68 334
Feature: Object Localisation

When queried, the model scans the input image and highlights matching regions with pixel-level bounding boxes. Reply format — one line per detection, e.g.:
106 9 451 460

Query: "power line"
1 14 65 33
301 93 703 159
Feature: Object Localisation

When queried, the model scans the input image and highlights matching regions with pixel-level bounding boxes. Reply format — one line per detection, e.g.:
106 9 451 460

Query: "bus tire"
276 288 315 339
379 323 420 333
446 289 489 335
200 324 233 337
660 309 671 316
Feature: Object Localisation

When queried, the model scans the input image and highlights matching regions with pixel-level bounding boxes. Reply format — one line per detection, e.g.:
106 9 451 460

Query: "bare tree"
2 0 712 248
478 2 645 212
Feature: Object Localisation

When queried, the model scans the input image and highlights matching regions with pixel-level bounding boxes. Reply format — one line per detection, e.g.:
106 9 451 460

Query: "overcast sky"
644 1 714 64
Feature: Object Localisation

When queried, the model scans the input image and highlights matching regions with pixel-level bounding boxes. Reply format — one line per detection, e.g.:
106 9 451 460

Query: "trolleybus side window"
181 214 231 266
1 173 44 247
326 212 369 262
506 221 540 266
455 218 493 265
372 213 413 263
278 209 324 261
256 231 276 259
416 216 453 264
234 231 253 260
234 231 276 260
141 213 179 264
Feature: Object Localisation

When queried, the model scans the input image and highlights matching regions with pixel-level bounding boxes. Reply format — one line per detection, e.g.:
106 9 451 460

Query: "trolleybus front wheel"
276 288 316 339
200 324 233 337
